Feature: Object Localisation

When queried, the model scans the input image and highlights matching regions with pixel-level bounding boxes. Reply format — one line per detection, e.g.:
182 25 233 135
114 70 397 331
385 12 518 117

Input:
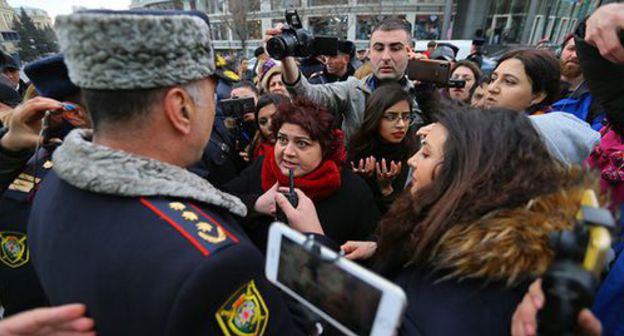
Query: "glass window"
414 14 442 40
356 15 407 40
212 22 229 41
308 0 347 6
247 20 263 40
271 0 302 9
358 0 406 3
309 16 349 39
204 0 225 14
248 0 261 11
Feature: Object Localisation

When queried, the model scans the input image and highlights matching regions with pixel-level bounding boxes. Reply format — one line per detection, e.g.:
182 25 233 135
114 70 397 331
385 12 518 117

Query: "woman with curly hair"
224 97 380 252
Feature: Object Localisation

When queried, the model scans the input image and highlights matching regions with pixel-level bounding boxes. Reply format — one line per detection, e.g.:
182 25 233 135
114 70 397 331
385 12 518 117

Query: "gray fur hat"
54 10 215 90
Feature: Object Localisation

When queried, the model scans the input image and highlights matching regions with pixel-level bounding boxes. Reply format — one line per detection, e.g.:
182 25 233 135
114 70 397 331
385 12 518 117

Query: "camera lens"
267 34 297 60
267 36 289 60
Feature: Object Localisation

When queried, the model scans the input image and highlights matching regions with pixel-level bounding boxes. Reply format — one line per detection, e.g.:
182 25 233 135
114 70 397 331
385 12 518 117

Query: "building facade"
0 0 17 54
130 0 183 10
131 0 456 56
453 0 601 47
130 0 603 56
15 7 53 30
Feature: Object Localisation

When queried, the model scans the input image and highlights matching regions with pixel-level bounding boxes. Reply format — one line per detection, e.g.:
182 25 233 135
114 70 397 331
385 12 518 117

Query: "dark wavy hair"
271 96 344 164
450 60 483 98
254 93 290 133
348 83 417 160
495 48 561 113
373 106 564 276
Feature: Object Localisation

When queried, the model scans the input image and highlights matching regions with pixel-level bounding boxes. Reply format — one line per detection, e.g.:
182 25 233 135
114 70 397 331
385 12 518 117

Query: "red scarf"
253 141 274 160
261 149 342 201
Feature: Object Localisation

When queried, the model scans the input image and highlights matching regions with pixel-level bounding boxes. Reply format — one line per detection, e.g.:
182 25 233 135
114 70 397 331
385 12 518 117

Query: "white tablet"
265 222 407 336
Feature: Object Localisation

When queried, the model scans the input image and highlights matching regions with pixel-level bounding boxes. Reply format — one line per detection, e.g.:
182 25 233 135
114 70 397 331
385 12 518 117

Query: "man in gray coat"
266 17 423 142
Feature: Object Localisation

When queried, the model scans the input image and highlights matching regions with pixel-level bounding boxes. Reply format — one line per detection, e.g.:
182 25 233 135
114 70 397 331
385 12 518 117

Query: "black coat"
0 128 32 193
28 171 301 336
349 138 413 214
223 157 380 252
394 267 525 336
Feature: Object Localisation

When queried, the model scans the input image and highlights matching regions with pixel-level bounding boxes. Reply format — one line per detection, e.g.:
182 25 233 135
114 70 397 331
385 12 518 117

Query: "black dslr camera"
266 10 338 60
538 191 614 336
219 96 255 151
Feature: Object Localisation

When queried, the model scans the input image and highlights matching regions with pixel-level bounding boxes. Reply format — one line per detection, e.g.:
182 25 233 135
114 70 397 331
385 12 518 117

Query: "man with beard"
551 34 606 131
266 17 423 143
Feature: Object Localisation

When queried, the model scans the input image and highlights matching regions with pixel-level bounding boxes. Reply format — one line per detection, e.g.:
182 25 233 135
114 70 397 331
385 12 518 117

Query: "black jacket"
395 267 525 336
223 157 380 252
0 128 32 193
575 21 624 136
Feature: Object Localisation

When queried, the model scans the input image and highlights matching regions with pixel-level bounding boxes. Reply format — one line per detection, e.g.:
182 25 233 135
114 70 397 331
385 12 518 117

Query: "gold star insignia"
182 211 199 221
196 222 213 232
43 160 53 169
169 202 186 211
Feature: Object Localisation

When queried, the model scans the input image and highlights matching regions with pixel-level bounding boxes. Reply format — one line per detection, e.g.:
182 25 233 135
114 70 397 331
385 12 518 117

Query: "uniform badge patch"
0 232 29 268
216 280 269 336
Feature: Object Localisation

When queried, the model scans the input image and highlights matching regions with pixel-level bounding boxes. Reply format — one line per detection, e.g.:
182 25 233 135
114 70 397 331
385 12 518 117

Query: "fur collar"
52 129 247 217
429 168 600 286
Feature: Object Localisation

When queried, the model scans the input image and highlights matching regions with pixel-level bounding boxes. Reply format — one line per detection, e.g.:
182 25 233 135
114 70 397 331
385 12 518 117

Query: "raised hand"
375 158 402 196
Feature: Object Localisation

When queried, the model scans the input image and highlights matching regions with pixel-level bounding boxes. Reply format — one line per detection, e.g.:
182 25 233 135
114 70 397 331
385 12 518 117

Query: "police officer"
309 40 357 84
0 54 88 316
28 10 307 335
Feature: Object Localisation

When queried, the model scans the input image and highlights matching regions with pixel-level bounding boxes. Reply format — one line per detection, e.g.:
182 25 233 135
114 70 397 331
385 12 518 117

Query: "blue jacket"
551 81 605 131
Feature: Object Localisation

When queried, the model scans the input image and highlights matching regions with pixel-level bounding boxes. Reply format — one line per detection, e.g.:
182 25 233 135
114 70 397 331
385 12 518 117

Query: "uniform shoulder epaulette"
140 198 239 256
309 71 323 79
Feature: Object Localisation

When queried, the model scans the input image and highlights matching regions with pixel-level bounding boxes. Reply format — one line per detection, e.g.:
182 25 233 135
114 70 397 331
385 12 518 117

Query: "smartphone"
265 223 407 336
406 59 451 85
218 96 255 121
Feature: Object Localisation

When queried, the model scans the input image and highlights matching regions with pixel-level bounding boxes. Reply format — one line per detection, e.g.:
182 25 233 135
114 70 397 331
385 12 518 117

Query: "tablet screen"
277 236 382 335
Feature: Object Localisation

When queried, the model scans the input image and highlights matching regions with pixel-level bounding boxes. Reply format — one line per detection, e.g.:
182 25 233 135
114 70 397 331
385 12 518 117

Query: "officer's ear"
163 86 193 135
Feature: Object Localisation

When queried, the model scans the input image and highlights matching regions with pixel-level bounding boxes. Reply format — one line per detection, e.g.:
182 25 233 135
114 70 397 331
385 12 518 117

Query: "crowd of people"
0 2 622 335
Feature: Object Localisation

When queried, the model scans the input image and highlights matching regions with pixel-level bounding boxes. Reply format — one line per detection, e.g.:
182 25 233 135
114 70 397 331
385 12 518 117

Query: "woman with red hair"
224 97 380 251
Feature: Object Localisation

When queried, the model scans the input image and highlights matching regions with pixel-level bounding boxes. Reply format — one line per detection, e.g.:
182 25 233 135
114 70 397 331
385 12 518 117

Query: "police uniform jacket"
0 144 51 315
28 130 301 336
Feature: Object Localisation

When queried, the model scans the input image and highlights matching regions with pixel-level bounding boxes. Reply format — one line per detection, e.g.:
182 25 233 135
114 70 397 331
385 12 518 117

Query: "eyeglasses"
382 113 415 125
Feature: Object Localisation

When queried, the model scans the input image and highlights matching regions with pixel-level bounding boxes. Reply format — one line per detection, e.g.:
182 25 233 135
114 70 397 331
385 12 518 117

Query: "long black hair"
348 83 418 161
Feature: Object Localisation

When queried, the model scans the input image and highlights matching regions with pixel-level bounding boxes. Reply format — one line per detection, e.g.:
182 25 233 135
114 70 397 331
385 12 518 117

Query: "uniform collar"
52 129 247 217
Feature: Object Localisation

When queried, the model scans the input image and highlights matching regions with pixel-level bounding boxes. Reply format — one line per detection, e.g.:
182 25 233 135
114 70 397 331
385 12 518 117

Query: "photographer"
511 279 602 336
265 17 424 142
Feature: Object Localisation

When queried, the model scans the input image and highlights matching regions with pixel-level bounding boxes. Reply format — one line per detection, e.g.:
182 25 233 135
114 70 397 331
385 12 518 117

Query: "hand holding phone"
406 59 451 85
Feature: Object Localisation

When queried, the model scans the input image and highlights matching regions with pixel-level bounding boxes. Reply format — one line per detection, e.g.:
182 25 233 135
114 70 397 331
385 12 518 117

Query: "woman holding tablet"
334 106 597 335
224 97 380 252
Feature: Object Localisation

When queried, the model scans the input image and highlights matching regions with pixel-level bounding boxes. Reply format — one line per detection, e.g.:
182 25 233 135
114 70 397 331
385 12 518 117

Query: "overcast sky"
7 0 131 20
